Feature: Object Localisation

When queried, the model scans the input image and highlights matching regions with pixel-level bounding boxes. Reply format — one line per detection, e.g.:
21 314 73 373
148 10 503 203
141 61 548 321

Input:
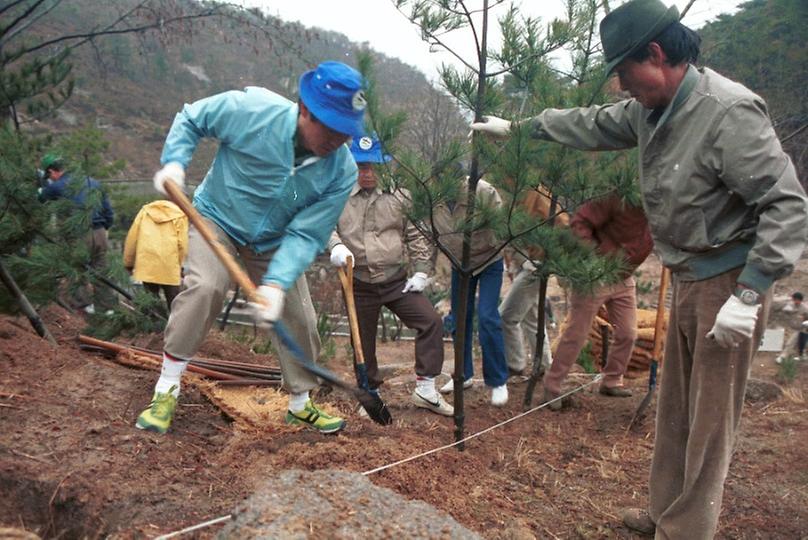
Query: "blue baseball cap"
350 135 391 164
299 61 366 138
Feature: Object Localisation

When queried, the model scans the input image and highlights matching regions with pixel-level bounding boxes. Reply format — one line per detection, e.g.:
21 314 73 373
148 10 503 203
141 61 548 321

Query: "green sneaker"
285 400 346 434
135 386 178 434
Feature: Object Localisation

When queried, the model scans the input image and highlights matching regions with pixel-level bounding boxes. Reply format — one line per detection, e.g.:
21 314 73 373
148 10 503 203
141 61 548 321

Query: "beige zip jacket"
328 185 433 284
527 65 807 293
430 178 504 275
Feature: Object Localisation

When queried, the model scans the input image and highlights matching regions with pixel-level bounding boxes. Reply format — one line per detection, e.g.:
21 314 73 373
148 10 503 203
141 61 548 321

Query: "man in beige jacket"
329 135 452 416
471 0 807 537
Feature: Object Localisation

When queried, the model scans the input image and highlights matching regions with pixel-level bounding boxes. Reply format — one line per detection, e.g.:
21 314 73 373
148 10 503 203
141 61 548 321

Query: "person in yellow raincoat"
123 200 189 312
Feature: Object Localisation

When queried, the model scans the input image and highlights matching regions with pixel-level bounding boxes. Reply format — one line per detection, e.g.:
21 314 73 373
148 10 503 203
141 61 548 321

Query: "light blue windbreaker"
160 87 358 289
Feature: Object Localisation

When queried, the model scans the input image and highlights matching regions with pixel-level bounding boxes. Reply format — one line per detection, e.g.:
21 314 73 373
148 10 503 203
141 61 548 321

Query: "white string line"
361 374 603 476
152 374 602 539
153 514 232 540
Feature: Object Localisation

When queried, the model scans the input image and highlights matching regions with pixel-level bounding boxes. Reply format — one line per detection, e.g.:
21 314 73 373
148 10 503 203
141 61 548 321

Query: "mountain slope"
30 0 442 180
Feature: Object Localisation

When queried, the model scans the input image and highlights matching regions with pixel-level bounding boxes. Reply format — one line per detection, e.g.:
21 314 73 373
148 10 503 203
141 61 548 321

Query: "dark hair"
298 99 320 124
628 21 701 66
793 292 804 301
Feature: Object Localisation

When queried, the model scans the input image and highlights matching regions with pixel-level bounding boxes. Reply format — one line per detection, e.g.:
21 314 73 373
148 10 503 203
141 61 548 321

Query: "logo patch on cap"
352 90 367 111
358 137 373 151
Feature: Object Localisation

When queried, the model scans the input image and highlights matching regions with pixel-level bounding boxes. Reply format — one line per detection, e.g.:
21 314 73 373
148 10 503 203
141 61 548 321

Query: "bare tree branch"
0 0 49 41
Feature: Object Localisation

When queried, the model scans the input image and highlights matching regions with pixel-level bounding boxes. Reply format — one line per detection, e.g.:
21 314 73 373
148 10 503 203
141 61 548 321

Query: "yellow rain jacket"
123 200 189 286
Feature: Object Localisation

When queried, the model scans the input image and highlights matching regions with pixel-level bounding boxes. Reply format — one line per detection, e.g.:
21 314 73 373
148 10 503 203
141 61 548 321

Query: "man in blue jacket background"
136 61 366 435
38 154 115 313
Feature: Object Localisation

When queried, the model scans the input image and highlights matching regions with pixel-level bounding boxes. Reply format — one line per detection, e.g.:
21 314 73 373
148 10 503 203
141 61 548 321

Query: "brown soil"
1 259 807 539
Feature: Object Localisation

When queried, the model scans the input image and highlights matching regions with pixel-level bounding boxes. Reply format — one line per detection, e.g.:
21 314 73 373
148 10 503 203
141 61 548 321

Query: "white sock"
416 376 437 398
155 352 188 398
288 391 310 413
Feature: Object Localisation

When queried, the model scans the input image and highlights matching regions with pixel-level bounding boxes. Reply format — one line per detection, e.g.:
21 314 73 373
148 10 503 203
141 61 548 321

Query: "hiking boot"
542 387 563 411
622 508 655 535
412 390 454 416
285 400 346 434
135 386 178 434
439 377 473 394
599 385 633 397
491 384 509 406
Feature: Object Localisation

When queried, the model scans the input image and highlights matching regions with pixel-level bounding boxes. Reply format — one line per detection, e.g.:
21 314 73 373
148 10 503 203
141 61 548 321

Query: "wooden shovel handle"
163 180 262 305
336 256 366 365
652 268 670 360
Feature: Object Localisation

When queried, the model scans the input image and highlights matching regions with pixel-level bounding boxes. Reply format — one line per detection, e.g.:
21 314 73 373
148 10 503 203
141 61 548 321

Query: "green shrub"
776 356 799 385
576 341 597 374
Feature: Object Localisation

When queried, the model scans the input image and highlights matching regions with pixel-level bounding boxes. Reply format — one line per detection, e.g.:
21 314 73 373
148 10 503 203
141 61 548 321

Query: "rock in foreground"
218 469 481 539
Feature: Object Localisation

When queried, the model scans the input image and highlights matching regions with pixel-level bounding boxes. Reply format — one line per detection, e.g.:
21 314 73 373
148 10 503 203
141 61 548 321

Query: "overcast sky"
238 0 744 80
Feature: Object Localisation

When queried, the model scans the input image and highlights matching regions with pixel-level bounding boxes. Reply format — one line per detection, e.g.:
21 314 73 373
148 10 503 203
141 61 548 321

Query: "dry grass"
586 444 627 482
781 386 805 404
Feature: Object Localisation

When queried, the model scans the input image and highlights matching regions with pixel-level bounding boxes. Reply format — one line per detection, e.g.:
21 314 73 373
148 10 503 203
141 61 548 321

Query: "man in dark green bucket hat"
472 0 807 537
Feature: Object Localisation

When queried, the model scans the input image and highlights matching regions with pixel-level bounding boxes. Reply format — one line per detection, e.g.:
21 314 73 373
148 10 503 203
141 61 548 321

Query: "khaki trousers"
164 219 320 394
650 268 770 539
782 328 807 358
76 228 114 310
499 267 552 373
544 277 637 394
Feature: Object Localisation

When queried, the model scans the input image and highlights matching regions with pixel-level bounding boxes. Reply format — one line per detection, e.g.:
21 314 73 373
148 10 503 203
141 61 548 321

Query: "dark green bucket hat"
40 153 64 171
600 0 679 74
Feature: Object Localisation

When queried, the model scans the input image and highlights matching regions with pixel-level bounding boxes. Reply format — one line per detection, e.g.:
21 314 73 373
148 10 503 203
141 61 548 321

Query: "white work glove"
330 244 354 268
521 259 537 273
469 115 512 139
706 295 760 348
402 272 428 293
801 320 808 330
153 162 185 196
249 284 285 329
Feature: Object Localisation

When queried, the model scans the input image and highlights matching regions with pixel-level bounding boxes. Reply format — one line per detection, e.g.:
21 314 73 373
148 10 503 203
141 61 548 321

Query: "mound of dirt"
218 469 481 539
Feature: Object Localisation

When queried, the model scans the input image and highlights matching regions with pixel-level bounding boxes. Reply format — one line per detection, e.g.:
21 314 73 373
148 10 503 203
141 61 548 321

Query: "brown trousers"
650 268 770 539
544 278 637 394
143 282 180 313
352 272 444 389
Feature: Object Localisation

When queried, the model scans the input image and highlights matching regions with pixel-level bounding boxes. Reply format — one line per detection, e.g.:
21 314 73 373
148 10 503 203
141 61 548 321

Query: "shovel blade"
356 390 393 425
628 360 658 429
274 322 393 426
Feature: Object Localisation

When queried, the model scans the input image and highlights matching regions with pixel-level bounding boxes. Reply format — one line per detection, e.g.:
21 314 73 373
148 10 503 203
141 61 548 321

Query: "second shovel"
337 257 384 400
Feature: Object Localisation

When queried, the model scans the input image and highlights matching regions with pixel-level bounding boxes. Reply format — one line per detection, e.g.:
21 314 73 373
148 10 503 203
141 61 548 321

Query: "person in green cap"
38 153 115 313
471 0 807 537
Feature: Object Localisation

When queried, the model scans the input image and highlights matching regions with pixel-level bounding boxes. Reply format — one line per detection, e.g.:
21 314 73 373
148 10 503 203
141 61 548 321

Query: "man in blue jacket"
38 154 115 313
136 61 366 435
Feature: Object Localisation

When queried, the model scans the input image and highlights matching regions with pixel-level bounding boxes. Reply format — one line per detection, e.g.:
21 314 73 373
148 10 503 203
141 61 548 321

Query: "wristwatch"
734 286 760 306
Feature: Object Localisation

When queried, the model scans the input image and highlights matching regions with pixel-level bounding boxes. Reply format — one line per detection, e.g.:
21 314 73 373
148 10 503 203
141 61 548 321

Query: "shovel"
628 268 670 429
336 258 379 394
163 179 393 426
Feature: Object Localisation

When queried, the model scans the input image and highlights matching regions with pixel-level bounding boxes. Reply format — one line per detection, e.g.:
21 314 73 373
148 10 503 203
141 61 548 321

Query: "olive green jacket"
527 65 807 293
